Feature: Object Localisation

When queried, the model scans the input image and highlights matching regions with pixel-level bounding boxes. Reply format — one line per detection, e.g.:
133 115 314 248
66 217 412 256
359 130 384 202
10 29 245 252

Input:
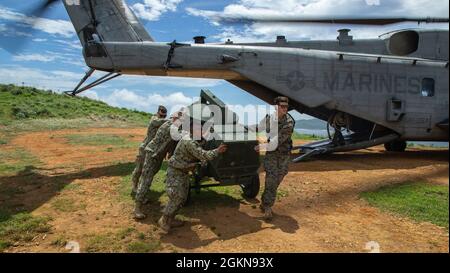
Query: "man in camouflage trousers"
255 96 294 221
131 105 167 196
133 111 184 220
158 121 227 233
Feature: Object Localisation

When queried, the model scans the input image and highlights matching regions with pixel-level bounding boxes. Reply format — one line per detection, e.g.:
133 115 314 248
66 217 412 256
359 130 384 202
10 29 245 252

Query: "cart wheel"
384 140 407 152
241 175 260 199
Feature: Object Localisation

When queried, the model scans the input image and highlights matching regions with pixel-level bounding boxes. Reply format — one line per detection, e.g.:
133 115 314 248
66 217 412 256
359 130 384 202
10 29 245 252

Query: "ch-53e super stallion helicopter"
8 0 450 163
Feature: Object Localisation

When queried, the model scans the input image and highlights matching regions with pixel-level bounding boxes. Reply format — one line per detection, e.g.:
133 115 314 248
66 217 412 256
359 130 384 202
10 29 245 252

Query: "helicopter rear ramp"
293 133 399 162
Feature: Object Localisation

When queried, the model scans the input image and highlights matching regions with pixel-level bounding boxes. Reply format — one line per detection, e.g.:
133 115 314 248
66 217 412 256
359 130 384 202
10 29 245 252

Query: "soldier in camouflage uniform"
158 121 228 233
131 105 167 196
133 111 184 220
255 97 294 221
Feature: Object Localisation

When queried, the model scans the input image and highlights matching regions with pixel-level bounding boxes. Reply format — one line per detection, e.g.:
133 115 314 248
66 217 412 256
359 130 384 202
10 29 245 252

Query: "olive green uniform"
259 114 294 209
135 120 177 203
163 135 220 217
131 115 166 192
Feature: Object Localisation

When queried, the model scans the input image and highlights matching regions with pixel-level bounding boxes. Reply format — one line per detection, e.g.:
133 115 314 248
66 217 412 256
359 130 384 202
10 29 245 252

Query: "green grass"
127 241 161 253
119 166 245 209
277 189 289 200
0 84 151 131
62 183 81 192
85 234 124 253
292 132 326 141
0 210 51 252
0 148 41 176
118 162 167 205
51 198 87 213
407 142 447 149
84 228 161 253
362 182 449 229
64 134 139 149
50 236 68 247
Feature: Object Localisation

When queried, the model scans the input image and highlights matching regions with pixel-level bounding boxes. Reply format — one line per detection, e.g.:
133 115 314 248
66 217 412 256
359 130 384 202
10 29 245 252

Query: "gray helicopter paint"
90 41 448 140
63 0 449 145
232 29 449 61
63 0 152 45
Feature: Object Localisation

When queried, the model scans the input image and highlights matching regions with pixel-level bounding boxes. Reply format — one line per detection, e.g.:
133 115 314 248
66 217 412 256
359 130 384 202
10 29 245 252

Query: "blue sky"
0 0 448 121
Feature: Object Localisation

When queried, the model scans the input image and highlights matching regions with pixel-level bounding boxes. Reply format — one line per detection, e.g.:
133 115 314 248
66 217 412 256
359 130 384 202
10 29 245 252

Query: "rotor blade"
218 16 450 25
0 0 60 54
27 0 60 19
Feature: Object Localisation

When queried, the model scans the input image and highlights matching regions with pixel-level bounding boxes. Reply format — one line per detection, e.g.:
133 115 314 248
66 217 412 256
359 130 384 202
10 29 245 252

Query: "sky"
0 0 448 122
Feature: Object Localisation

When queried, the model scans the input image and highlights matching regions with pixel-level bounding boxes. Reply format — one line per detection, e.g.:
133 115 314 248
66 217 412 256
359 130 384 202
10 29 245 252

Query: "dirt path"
2 128 448 253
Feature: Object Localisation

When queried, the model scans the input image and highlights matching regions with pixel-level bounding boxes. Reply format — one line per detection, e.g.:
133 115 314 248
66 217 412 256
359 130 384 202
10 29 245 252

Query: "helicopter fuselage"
85 41 449 142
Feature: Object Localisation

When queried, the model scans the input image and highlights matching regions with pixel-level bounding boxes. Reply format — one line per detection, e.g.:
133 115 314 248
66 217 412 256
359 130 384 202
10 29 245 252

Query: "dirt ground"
1 127 449 253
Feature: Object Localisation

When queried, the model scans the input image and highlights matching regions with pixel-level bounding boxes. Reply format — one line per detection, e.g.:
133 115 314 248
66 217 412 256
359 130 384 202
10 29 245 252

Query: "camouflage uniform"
260 113 294 209
162 134 220 217
131 115 166 192
135 120 177 203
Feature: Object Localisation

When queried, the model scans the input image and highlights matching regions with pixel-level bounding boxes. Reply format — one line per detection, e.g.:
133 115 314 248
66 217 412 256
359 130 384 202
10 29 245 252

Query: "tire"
384 140 407 152
241 175 260 199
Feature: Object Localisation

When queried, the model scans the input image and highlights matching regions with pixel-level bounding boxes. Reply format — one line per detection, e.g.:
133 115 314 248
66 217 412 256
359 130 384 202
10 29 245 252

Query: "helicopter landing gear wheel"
241 174 260 199
384 140 407 152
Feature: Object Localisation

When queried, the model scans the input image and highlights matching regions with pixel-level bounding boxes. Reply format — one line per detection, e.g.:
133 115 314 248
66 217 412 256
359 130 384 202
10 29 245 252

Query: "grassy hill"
0 84 151 131
295 118 327 130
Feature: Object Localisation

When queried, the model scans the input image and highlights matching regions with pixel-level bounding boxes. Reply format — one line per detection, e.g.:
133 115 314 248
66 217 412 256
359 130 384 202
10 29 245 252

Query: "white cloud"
187 0 449 42
0 66 84 91
132 0 183 21
0 6 75 37
91 88 195 113
119 75 222 88
13 53 57 62
11 51 85 67
32 38 47 42
81 90 100 101
54 39 83 50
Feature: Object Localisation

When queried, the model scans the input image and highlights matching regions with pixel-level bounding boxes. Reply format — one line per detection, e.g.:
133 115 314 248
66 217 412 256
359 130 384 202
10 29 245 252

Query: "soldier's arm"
277 120 295 145
186 141 220 162
256 117 294 152
166 141 177 159
148 117 163 133
150 127 172 157
151 139 174 159
265 120 294 151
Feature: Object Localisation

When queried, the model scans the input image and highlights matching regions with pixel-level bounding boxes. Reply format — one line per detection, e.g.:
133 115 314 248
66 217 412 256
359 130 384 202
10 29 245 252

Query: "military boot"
133 201 146 220
263 207 273 221
158 215 171 234
259 204 265 213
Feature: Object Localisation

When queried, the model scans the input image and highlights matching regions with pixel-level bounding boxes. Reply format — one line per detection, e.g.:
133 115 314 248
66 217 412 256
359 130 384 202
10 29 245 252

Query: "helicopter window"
421 78 435 97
